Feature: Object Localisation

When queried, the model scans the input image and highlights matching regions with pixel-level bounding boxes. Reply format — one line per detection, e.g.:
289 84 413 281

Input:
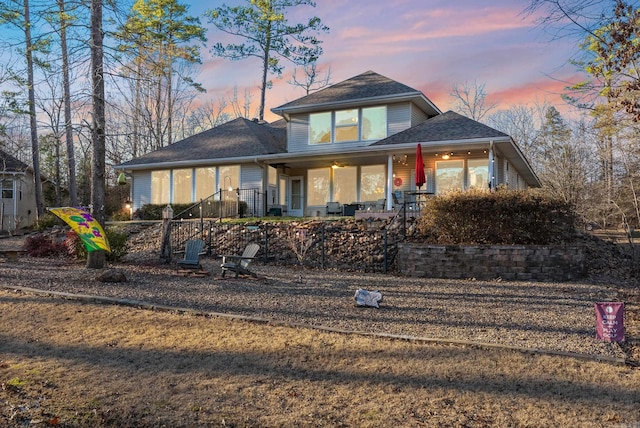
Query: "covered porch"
262 139 519 218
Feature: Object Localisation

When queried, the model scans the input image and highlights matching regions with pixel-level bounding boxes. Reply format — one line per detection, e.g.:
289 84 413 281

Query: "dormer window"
309 106 387 145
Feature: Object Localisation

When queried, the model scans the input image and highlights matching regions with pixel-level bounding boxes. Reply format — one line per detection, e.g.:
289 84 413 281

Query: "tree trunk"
59 0 77 206
87 0 106 270
24 0 44 218
258 19 272 121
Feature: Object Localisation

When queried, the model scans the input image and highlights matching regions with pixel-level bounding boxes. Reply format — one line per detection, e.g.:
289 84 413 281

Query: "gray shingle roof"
372 110 509 146
118 118 287 168
272 70 424 112
0 149 30 172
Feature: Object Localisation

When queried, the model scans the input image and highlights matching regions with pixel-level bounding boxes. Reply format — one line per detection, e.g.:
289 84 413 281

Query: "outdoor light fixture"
331 161 341 169
392 154 408 165
441 152 454 160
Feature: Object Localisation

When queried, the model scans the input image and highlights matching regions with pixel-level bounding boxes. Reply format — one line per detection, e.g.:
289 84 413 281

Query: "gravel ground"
0 240 628 361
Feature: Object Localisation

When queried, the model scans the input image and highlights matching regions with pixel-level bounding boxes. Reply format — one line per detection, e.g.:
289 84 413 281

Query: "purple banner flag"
595 302 624 342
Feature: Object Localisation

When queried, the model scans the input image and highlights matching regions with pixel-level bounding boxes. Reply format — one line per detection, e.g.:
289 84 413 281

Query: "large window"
333 166 357 203
195 167 216 200
360 165 386 201
307 168 330 205
435 160 464 193
173 168 193 204
467 159 489 190
310 112 332 144
362 106 386 140
219 165 239 190
335 109 359 142
309 106 387 144
151 170 170 204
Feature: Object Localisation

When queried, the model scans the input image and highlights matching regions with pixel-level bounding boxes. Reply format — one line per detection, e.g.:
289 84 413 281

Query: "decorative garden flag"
49 207 111 253
595 302 624 342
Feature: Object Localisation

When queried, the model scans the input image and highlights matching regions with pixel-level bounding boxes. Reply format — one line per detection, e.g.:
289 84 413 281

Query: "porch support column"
387 154 393 210
488 140 496 190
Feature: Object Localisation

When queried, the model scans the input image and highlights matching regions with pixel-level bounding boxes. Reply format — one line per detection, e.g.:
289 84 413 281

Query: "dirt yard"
0 230 639 427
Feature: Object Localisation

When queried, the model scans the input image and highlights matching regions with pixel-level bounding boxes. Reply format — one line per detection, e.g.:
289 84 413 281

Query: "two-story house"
117 70 540 217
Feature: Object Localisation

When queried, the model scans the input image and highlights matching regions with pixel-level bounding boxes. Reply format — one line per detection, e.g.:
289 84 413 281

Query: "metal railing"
172 188 265 220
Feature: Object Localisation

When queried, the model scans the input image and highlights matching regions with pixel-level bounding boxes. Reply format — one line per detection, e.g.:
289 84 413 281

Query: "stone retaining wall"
397 243 587 281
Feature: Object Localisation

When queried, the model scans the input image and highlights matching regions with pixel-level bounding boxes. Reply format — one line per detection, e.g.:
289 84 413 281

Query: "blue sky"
191 0 587 122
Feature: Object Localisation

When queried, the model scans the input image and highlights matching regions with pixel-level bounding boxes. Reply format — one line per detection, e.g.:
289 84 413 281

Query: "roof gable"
0 149 30 172
118 118 287 168
372 110 509 146
271 70 440 116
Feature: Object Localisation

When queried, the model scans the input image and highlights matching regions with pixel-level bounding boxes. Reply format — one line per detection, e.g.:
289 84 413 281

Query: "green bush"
110 209 132 221
136 204 193 220
64 227 129 262
35 212 64 231
136 202 250 220
415 189 577 245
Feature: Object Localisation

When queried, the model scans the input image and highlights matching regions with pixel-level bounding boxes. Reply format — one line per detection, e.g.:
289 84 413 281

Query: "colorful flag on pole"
49 207 111 253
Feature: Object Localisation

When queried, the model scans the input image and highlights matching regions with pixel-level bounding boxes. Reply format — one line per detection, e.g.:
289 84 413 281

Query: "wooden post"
160 204 173 263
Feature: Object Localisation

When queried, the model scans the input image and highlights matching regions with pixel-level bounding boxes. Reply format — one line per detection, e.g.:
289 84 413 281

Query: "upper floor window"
310 112 332 144
335 109 358 142
309 106 387 145
362 106 386 140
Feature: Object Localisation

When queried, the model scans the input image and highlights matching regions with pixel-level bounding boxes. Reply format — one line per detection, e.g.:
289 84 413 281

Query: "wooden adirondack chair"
176 239 206 272
220 243 260 278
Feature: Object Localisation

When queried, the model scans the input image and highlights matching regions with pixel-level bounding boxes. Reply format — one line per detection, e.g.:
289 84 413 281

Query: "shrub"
105 227 129 261
415 189 577 245
24 233 67 257
64 227 129 262
35 212 64 231
110 209 131 221
137 202 250 220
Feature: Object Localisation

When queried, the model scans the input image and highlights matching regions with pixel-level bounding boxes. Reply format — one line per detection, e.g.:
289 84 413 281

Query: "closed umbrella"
415 143 426 190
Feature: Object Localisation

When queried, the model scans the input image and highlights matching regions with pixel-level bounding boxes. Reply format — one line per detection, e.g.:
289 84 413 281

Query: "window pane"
195 167 215 200
335 109 358 142
279 177 287 206
467 159 489 190
268 166 277 186
333 166 357 204
362 106 386 140
435 160 464 193
307 168 330 205
173 168 193 204
361 165 386 201
219 165 240 200
310 112 332 144
1 180 13 199
151 170 170 204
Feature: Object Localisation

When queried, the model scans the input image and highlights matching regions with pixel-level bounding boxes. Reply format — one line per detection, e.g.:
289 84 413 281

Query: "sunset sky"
192 0 588 122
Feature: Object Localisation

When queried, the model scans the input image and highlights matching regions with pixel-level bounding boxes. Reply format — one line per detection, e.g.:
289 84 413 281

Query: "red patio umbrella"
415 143 426 190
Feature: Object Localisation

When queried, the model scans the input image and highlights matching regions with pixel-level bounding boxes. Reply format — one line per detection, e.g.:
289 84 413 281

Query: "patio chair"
221 243 260 278
176 239 206 271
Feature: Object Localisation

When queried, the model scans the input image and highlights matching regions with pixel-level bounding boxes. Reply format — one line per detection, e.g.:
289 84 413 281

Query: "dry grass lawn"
1 289 639 428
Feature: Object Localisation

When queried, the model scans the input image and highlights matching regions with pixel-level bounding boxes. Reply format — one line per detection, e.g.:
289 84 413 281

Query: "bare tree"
450 80 498 122
288 62 332 95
